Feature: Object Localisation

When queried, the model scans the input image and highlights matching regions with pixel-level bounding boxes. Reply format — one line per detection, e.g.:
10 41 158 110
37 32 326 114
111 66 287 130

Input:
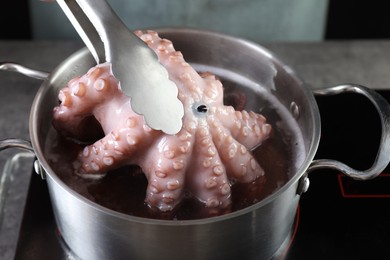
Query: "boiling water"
44 68 305 220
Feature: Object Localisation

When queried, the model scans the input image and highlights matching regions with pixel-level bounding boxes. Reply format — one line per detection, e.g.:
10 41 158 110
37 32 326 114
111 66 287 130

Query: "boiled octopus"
52 30 272 213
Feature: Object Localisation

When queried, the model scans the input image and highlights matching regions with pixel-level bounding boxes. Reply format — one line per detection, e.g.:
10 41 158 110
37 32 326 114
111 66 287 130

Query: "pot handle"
308 84 390 180
0 62 49 80
0 138 34 153
0 63 40 152
0 63 47 175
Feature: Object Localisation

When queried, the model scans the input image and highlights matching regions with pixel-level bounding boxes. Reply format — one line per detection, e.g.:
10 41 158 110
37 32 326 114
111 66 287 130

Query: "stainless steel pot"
1 28 390 260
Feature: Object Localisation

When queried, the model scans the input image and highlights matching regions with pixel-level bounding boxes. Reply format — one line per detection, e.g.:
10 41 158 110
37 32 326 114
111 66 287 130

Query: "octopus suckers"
241 126 249 137
201 138 211 147
262 124 272 136
126 117 137 128
150 185 160 194
103 156 114 166
250 159 257 171
143 124 152 132
157 45 167 53
91 162 100 171
254 125 261 136
242 110 249 120
168 55 180 63
235 111 243 120
173 160 185 170
58 90 71 106
227 106 235 114
155 171 167 178
206 198 220 208
240 165 248 176
235 120 242 129
173 51 183 57
189 85 198 95
213 165 224 176
179 142 190 153
215 129 224 142
180 72 192 81
203 159 212 168
205 178 218 189
240 145 247 155
83 147 90 157
210 119 218 128
221 183 231 195
94 79 106 91
100 141 108 150
88 68 101 82
110 131 120 141
249 111 257 118
161 38 172 45
68 77 79 86
162 194 175 204
91 146 98 155
126 135 138 145
140 34 153 43
146 30 158 36
167 180 180 191
228 146 237 158
74 82 86 96
187 121 197 131
207 146 217 156
164 150 175 159
205 87 218 99
178 132 191 141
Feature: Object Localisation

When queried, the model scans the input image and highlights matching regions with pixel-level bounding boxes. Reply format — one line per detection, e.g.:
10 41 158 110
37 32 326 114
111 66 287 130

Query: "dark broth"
44 73 304 220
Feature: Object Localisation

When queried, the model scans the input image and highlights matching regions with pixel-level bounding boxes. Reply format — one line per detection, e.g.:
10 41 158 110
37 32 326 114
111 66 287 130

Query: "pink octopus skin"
52 30 272 213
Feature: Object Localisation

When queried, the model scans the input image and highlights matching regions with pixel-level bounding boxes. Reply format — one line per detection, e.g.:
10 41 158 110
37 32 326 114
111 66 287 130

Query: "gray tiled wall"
29 0 328 42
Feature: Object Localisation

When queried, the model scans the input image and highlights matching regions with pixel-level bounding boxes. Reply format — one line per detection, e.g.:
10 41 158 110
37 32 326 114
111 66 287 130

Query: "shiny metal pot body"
1 29 389 260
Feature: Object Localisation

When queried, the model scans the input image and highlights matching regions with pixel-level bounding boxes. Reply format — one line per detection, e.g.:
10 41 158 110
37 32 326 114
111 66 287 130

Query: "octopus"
52 30 272 214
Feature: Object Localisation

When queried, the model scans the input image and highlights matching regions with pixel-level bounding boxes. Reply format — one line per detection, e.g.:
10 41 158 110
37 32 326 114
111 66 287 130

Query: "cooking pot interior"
31 28 320 212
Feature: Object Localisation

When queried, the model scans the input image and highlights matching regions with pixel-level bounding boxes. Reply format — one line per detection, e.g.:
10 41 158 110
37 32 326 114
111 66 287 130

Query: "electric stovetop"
8 91 390 260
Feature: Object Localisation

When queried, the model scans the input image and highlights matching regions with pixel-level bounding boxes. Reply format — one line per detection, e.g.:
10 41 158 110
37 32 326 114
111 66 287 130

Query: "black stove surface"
286 90 390 260
13 90 390 260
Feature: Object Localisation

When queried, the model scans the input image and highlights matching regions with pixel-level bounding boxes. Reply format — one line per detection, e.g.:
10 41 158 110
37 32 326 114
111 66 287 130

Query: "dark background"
1 0 390 40
0 1 31 39
325 0 390 39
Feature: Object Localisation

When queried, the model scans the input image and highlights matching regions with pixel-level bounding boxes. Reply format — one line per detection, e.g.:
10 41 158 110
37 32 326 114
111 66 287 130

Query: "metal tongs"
56 0 184 135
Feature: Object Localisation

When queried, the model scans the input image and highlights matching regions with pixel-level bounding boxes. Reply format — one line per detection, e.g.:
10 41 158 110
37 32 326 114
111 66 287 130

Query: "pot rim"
29 28 321 226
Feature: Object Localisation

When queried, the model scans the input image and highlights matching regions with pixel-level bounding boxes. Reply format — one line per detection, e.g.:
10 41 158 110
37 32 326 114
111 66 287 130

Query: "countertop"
1 39 390 259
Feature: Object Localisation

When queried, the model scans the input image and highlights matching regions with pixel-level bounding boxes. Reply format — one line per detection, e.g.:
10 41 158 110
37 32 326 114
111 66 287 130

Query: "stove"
3 90 390 260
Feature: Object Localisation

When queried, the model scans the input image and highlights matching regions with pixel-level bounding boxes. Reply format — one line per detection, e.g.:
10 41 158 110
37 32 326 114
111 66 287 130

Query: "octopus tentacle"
53 63 123 140
214 106 271 149
199 72 224 105
136 29 206 102
142 131 194 211
186 126 232 209
208 117 264 183
75 125 153 176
